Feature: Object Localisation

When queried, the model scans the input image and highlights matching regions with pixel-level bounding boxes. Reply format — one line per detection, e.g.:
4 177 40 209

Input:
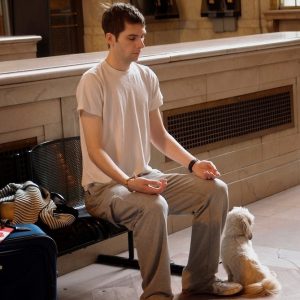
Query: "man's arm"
80 110 167 193
80 110 129 185
149 108 220 180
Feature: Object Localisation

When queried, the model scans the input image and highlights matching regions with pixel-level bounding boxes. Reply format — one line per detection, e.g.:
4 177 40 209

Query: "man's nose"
137 38 145 49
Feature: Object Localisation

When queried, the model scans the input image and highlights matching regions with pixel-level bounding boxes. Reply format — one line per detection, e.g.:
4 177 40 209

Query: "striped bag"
0 181 76 229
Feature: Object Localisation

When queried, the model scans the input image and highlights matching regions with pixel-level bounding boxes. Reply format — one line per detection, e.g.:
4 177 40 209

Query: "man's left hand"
192 160 221 180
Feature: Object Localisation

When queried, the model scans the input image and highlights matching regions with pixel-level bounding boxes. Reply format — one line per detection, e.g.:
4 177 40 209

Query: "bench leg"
97 231 184 276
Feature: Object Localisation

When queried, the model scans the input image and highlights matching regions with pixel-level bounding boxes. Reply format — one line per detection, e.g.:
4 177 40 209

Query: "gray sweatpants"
85 169 228 300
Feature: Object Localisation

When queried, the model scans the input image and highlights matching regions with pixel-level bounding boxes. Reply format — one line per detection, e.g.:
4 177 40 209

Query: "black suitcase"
0 223 57 300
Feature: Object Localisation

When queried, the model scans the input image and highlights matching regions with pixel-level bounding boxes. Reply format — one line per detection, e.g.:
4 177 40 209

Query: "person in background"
76 2 242 300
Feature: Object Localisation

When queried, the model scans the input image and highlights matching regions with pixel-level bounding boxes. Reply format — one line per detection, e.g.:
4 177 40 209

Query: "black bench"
28 136 183 274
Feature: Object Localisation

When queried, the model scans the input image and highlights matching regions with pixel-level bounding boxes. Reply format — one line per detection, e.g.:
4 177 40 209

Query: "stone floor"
58 185 300 300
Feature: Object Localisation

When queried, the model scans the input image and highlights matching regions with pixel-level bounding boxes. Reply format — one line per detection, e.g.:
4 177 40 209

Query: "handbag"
0 181 77 229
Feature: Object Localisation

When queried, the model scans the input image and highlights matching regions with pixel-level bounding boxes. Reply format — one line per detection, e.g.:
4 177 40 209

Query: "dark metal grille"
164 85 294 153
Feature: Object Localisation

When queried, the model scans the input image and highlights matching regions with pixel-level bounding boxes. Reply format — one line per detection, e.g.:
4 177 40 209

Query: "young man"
76 3 242 300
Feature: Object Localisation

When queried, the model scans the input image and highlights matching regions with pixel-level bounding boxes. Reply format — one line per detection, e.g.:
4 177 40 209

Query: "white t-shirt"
76 60 163 187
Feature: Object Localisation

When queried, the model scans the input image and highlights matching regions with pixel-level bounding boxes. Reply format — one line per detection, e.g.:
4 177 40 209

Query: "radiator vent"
164 85 294 153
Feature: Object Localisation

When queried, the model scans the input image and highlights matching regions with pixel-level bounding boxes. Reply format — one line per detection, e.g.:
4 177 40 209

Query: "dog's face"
224 207 255 240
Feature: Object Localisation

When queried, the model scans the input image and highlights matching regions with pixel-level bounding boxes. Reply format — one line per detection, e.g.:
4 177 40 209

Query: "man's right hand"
127 177 167 195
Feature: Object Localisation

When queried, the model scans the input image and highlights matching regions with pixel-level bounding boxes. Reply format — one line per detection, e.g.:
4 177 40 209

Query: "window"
281 0 300 7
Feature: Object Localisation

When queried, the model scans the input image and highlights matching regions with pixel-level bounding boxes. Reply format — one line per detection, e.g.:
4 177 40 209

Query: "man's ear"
105 33 115 48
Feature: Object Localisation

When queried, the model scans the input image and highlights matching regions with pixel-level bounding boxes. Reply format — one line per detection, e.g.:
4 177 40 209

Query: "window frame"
280 0 300 8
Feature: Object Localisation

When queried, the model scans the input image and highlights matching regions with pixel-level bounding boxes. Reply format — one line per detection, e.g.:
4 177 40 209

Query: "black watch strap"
188 159 199 173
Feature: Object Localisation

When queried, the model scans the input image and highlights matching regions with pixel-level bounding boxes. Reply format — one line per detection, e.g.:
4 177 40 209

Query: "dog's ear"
241 217 253 240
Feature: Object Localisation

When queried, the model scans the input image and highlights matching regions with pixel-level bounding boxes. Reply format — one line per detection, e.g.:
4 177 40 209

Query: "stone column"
82 0 129 52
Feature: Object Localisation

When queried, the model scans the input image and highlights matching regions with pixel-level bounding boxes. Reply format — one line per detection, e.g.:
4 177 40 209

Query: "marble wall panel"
239 151 299 181
262 139 280 160
0 126 44 144
297 156 300 184
44 123 63 141
152 48 300 84
57 233 128 275
227 181 243 209
161 95 208 111
207 67 259 96
259 61 300 84
220 170 240 186
0 100 61 135
240 162 299 205
160 75 206 103
211 143 262 175
209 137 261 158
0 43 37 61
0 43 35 55
61 96 80 138
278 133 300 156
0 36 40 61
0 77 80 107
261 126 297 143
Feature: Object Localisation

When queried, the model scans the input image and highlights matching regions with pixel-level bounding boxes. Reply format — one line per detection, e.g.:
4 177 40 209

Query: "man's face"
107 22 146 65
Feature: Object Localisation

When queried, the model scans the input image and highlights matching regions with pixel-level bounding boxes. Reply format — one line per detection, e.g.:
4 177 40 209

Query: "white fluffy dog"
221 206 281 297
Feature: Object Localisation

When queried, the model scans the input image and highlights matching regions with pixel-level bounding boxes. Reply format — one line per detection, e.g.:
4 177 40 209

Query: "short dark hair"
102 3 145 40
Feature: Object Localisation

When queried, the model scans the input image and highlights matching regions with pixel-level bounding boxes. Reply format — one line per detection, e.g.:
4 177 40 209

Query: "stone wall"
0 36 41 61
82 0 274 52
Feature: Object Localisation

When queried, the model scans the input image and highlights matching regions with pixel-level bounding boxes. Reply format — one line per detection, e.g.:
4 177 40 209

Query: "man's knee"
146 195 169 215
210 178 229 210
214 178 228 197
143 195 169 217
193 178 228 208
134 195 169 232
